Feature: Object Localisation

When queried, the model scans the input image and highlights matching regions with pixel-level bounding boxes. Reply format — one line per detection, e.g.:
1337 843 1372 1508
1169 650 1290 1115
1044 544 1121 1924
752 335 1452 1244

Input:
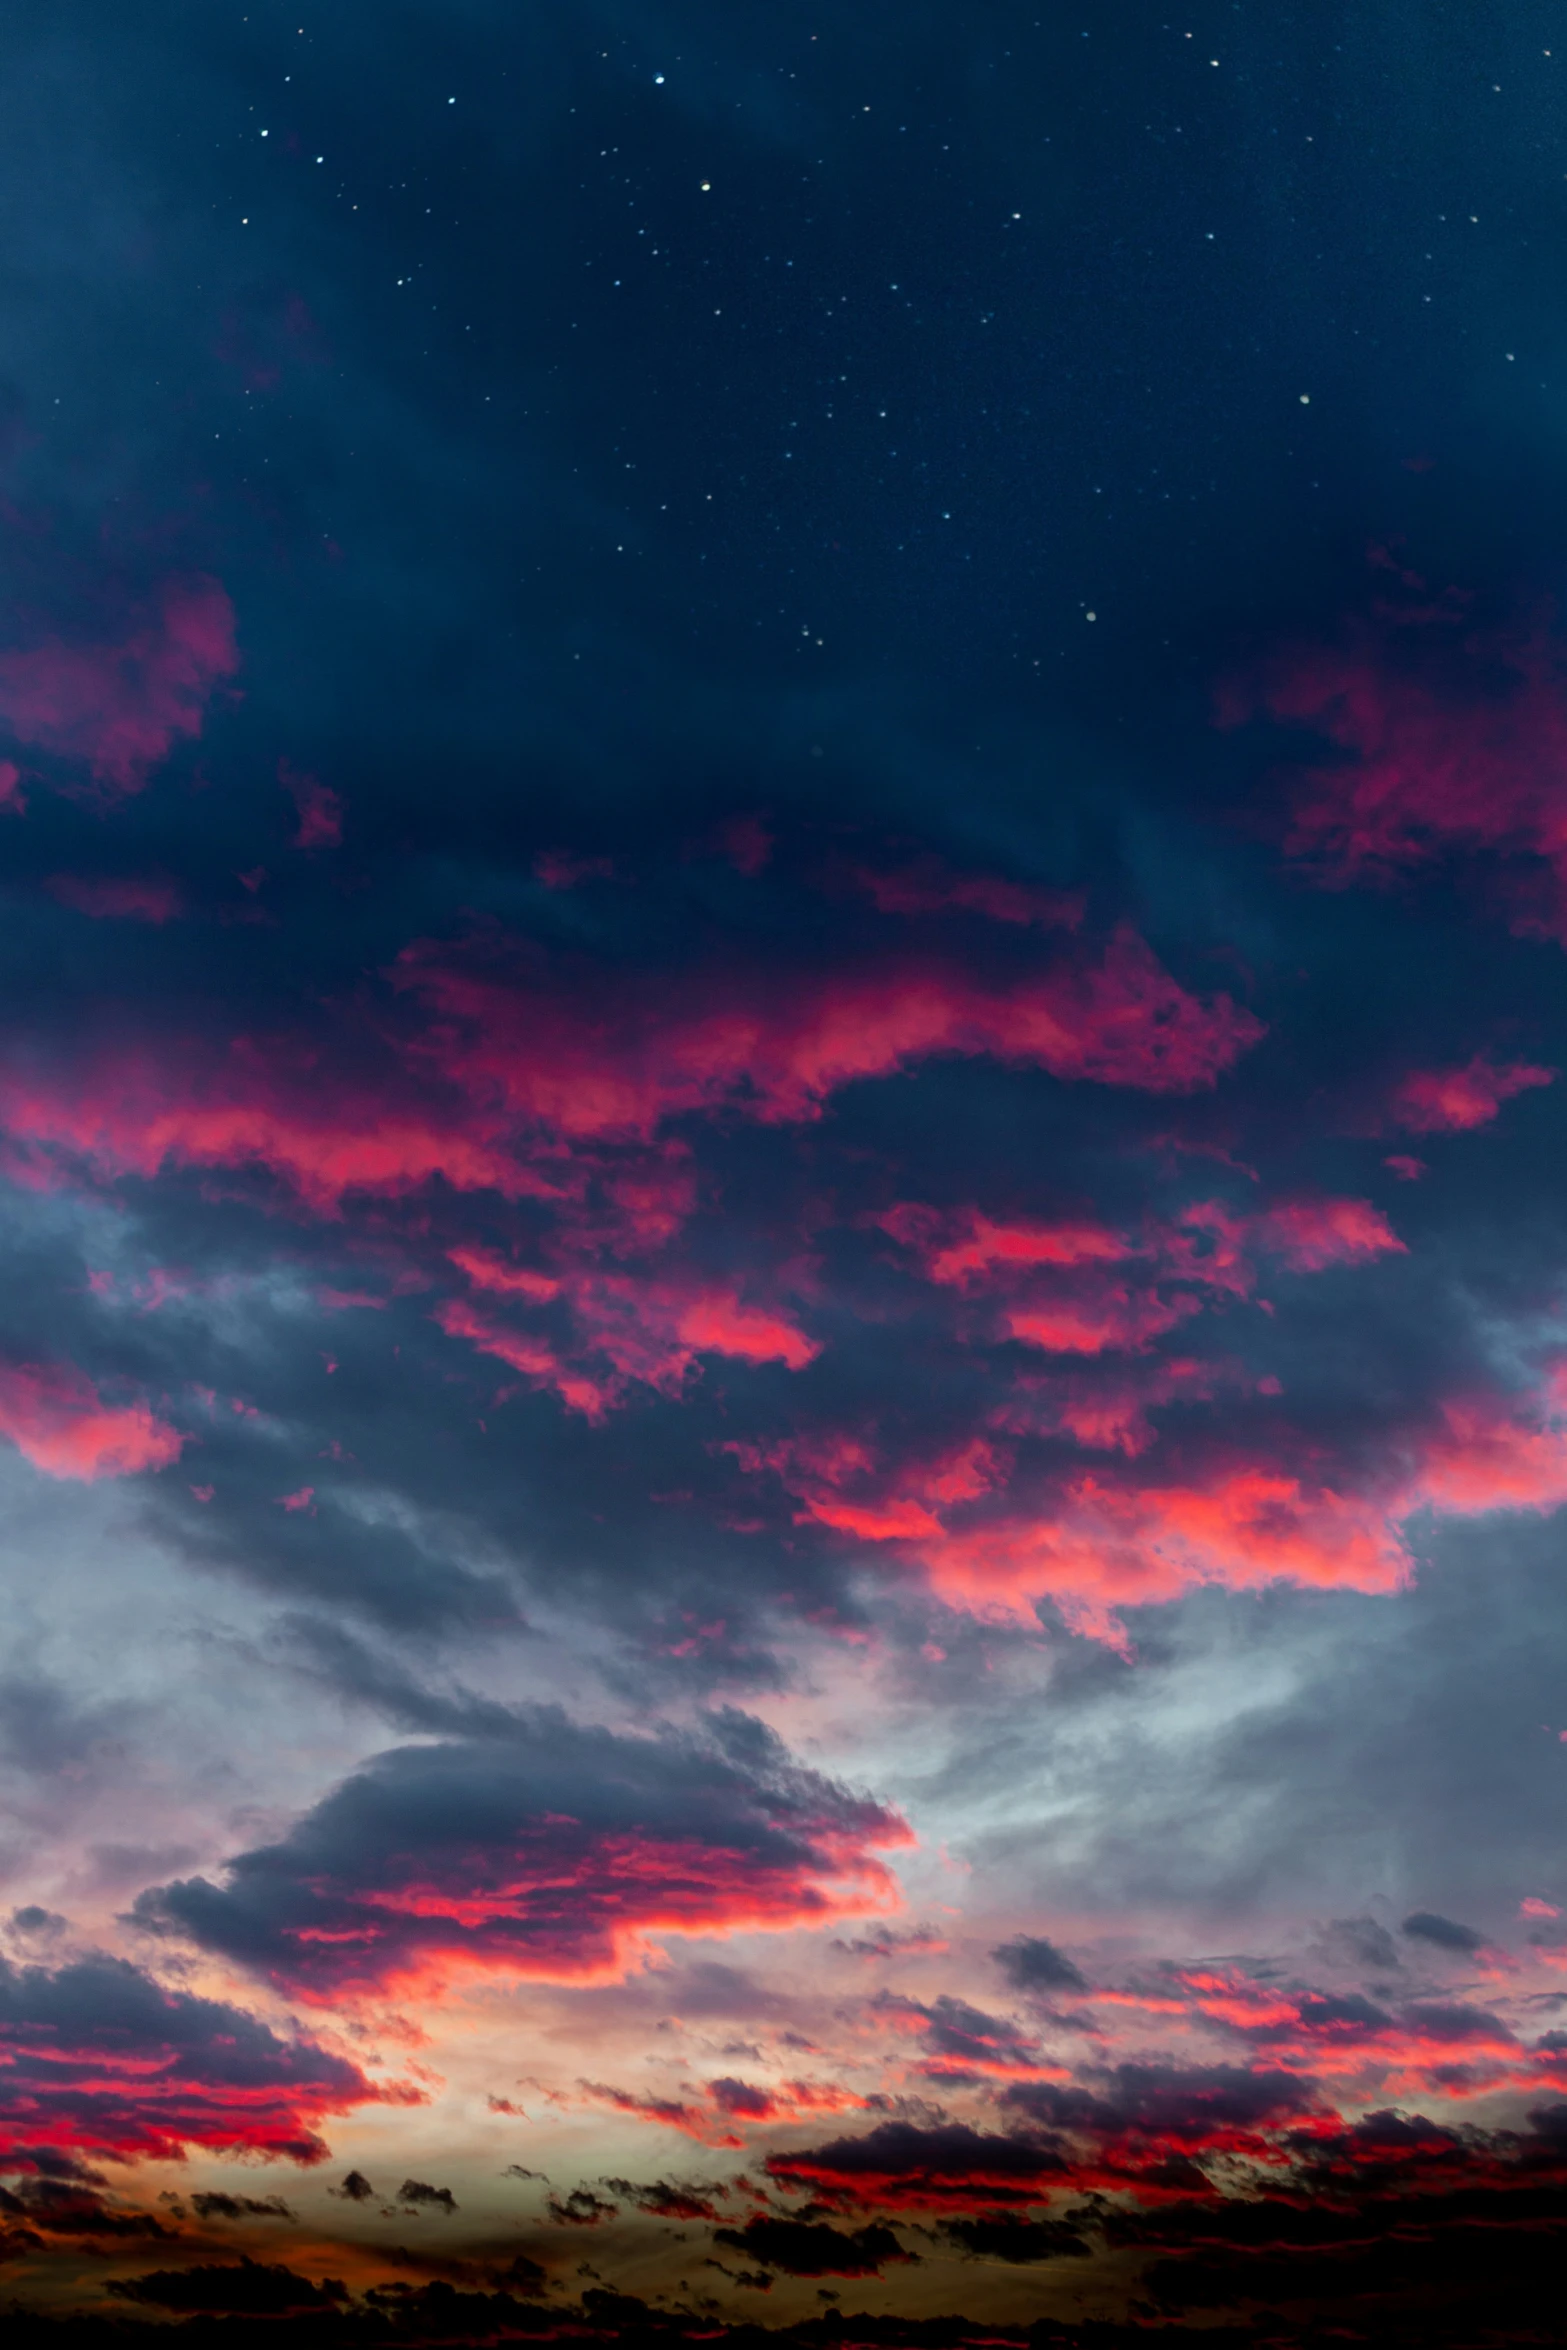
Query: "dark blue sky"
5 6 1567 2342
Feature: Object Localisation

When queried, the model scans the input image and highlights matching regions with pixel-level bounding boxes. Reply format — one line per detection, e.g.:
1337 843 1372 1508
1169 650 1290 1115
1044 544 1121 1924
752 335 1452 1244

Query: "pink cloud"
1389 1055 1555 1134
396 921 1264 1139
446 1246 562 1302
1252 1196 1406 1271
46 873 183 923
437 1259 819 1416
719 814 773 876
533 848 613 888
853 855 1083 930
434 1297 617 1422
0 1053 541 1213
281 762 343 848
0 918 1259 1242
0 576 238 794
1221 623 1567 945
879 1205 1136 1287
726 1366 1567 1643
672 1289 819 1370
1003 1356 1229 1458
1004 1291 1200 1356
882 1192 1403 1368
0 1360 183 1480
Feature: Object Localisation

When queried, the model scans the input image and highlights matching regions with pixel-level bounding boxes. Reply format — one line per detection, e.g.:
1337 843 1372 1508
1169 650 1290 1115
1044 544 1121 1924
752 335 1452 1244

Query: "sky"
6 3 1567 2344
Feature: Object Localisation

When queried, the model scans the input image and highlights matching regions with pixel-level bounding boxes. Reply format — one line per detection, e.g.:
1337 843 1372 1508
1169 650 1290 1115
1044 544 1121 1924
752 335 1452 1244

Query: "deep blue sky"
5 6 1567 2342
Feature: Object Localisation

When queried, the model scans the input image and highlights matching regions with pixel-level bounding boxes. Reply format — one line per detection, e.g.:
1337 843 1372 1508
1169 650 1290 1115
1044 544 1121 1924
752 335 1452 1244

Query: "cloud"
1223 618 1567 901
1100 2106 1567 2333
765 2121 1068 2211
0 2178 169 2240
547 2188 616 2226
397 2178 457 2214
870 1991 1051 2079
134 1708 911 1999
0 1952 384 2164
991 1935 1087 1994
849 856 1082 930
45 874 183 924
396 919 1263 1138
938 2212 1090 2263
1251 1196 1405 1272
110 2257 346 2314
1000 2061 1324 2153
0 1360 181 1481
773 1370 1567 1641
1401 1910 1487 1954
0 576 237 795
189 2193 294 2222
437 1262 819 1419
712 2214 912 2277
600 2177 722 2221
282 763 344 849
1388 1056 1556 1134
1315 1917 1403 1975
875 1190 1399 1374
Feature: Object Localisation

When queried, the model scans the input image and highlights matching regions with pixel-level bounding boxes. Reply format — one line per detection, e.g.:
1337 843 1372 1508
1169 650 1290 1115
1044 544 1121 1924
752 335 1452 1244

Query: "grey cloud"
1312 1915 1402 1976
398 2179 457 2215
191 2192 294 2222
131 1706 906 1996
990 1933 1086 1994
1402 1910 1487 1954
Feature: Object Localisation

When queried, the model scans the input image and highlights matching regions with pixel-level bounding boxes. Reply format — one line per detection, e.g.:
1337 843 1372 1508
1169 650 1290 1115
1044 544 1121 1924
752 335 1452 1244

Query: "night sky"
7 5 1567 2344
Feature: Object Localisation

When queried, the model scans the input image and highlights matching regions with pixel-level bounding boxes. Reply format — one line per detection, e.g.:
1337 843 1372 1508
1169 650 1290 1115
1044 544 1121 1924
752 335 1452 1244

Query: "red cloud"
0 576 237 794
0 1361 182 1480
135 1711 913 2001
0 1952 388 2166
1389 1056 1555 1134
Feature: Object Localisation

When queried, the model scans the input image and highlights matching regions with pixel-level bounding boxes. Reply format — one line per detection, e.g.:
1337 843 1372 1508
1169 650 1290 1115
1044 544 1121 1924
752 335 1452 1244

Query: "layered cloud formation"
2 3 1567 2342
0 1953 382 2165
135 1711 911 1998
